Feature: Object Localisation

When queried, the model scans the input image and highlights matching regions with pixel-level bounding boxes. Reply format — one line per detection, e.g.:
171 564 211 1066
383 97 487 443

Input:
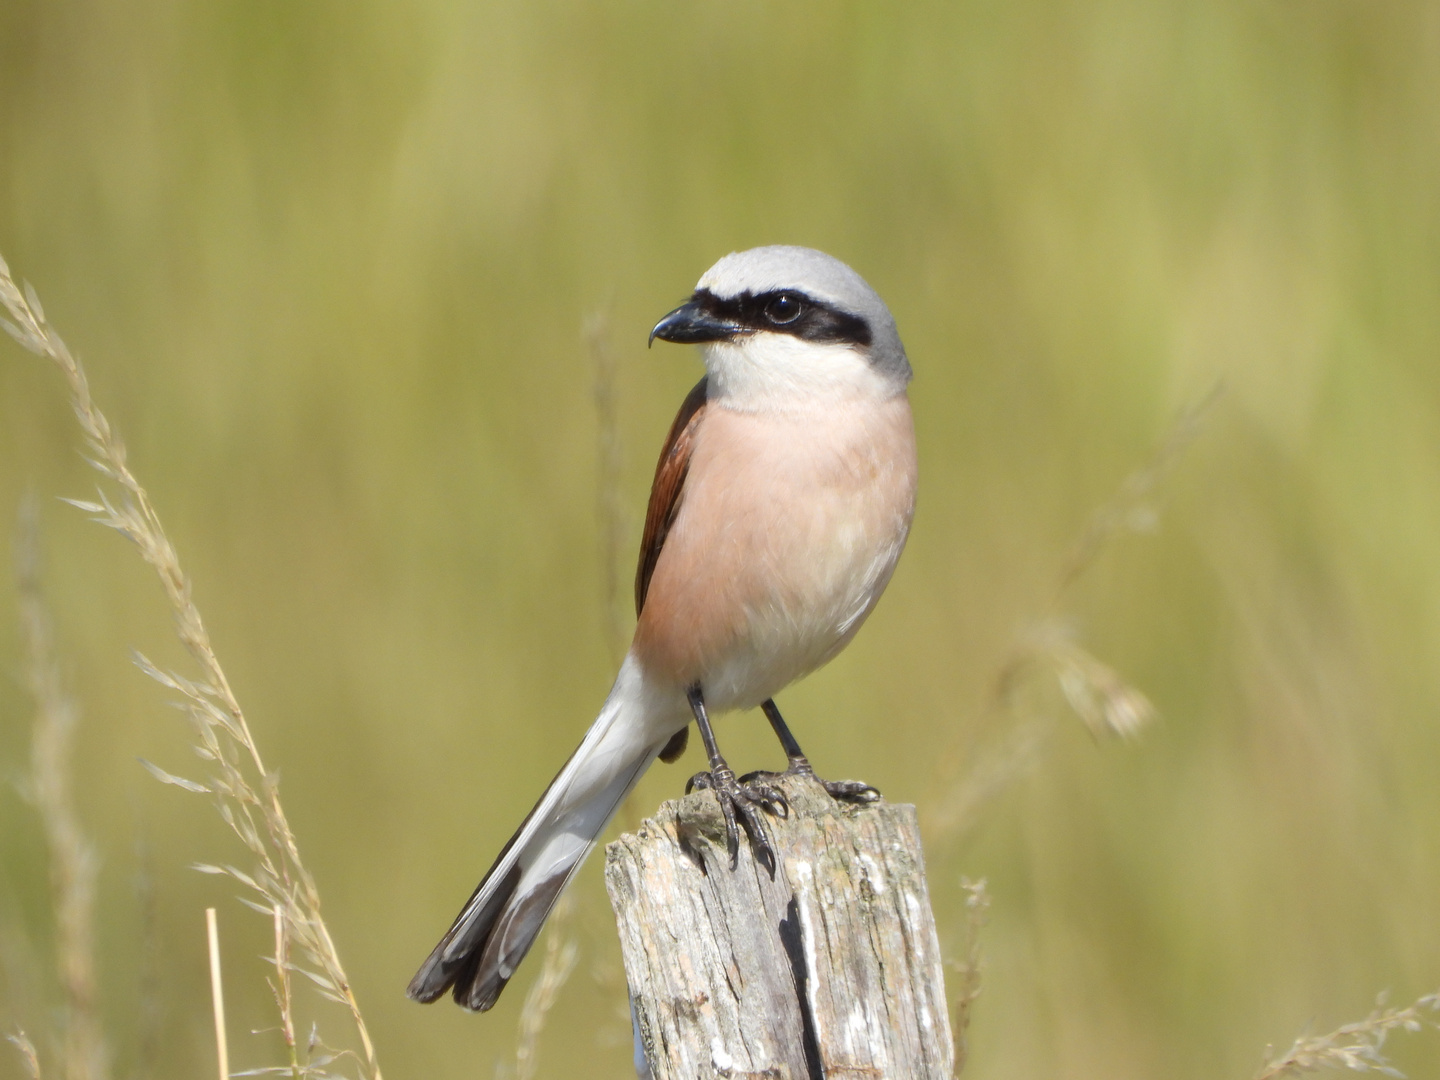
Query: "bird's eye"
765 294 803 325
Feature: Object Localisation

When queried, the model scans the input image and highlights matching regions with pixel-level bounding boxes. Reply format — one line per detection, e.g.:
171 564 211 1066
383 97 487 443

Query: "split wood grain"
606 774 953 1080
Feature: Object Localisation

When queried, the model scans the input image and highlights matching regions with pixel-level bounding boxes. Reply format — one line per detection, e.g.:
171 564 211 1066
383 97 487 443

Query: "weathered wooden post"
606 774 953 1079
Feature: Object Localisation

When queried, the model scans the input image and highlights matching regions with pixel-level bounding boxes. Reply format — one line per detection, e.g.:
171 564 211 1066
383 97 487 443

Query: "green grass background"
3 0 1440 1076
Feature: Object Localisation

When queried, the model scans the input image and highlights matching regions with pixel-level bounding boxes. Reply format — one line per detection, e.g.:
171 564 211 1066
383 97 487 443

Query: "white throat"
701 332 899 414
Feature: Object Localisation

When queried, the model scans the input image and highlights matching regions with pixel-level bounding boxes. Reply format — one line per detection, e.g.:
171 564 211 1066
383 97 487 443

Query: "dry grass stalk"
928 718 1051 847
15 501 109 1080
7 1030 43 1080
206 909 229 1080
929 388 1223 837
1021 623 1155 742
0 252 381 1080
950 877 990 1076
1255 991 1440 1079
1054 382 1223 596
1001 386 1224 731
501 896 579 1080
269 906 301 1079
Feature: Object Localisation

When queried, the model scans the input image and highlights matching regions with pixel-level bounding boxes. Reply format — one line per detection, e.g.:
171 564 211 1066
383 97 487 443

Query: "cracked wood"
606 774 954 1080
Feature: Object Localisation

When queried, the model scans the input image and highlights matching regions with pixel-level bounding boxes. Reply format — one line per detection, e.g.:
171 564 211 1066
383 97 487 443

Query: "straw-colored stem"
509 897 579 1080
7 1031 43 1080
206 909 229 1080
951 877 990 1075
16 502 109 1080
926 389 1223 839
1 251 383 1080
271 906 301 1080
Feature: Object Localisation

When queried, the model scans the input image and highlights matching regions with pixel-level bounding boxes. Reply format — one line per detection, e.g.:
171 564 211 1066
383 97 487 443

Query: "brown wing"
635 376 708 617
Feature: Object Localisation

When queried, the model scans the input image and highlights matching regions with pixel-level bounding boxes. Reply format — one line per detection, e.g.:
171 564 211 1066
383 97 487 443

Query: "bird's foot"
740 758 882 805
686 765 787 873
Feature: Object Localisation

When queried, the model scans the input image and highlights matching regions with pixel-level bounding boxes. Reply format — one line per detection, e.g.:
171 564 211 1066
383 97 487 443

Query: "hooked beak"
648 298 742 347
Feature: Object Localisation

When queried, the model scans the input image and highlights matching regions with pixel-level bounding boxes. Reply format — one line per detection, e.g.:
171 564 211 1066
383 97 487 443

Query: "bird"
407 245 918 1012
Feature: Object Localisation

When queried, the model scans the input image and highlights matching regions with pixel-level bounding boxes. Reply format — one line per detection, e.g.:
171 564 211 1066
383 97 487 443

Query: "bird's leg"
740 698 881 804
683 684 787 872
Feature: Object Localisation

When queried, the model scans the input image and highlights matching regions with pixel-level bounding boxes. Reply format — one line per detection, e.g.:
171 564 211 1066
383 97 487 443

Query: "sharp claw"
686 771 712 795
685 756 877 871
733 764 879 806
735 800 775 876
686 767 787 872
723 801 740 868
824 779 881 803
749 830 776 876
756 785 788 817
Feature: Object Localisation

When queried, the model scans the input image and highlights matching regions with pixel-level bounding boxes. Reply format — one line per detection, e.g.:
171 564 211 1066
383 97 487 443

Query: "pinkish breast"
632 392 917 711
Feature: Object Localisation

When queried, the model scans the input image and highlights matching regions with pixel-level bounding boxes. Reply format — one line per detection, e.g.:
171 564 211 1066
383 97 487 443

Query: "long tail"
407 665 663 1011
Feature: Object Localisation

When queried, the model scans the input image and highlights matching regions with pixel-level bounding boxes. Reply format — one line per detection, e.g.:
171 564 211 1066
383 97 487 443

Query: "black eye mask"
690 288 873 348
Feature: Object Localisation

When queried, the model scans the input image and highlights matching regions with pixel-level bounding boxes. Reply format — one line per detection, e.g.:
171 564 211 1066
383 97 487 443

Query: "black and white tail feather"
407 667 664 1010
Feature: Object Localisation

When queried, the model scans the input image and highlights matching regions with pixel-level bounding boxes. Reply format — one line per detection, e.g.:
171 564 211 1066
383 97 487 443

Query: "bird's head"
649 246 910 411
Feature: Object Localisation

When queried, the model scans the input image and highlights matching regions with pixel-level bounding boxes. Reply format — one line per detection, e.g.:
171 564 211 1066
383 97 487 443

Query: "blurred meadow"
3 0 1440 1077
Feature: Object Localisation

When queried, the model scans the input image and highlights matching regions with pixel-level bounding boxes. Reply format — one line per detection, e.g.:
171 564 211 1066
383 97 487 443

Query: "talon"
741 807 776 876
745 761 880 805
684 687 786 875
756 785 789 818
686 771 714 794
687 768 786 874
736 772 789 816
719 790 740 867
756 700 881 806
823 778 882 804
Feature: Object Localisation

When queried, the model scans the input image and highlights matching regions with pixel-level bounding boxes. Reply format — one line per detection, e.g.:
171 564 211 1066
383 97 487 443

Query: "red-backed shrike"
408 246 918 1011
